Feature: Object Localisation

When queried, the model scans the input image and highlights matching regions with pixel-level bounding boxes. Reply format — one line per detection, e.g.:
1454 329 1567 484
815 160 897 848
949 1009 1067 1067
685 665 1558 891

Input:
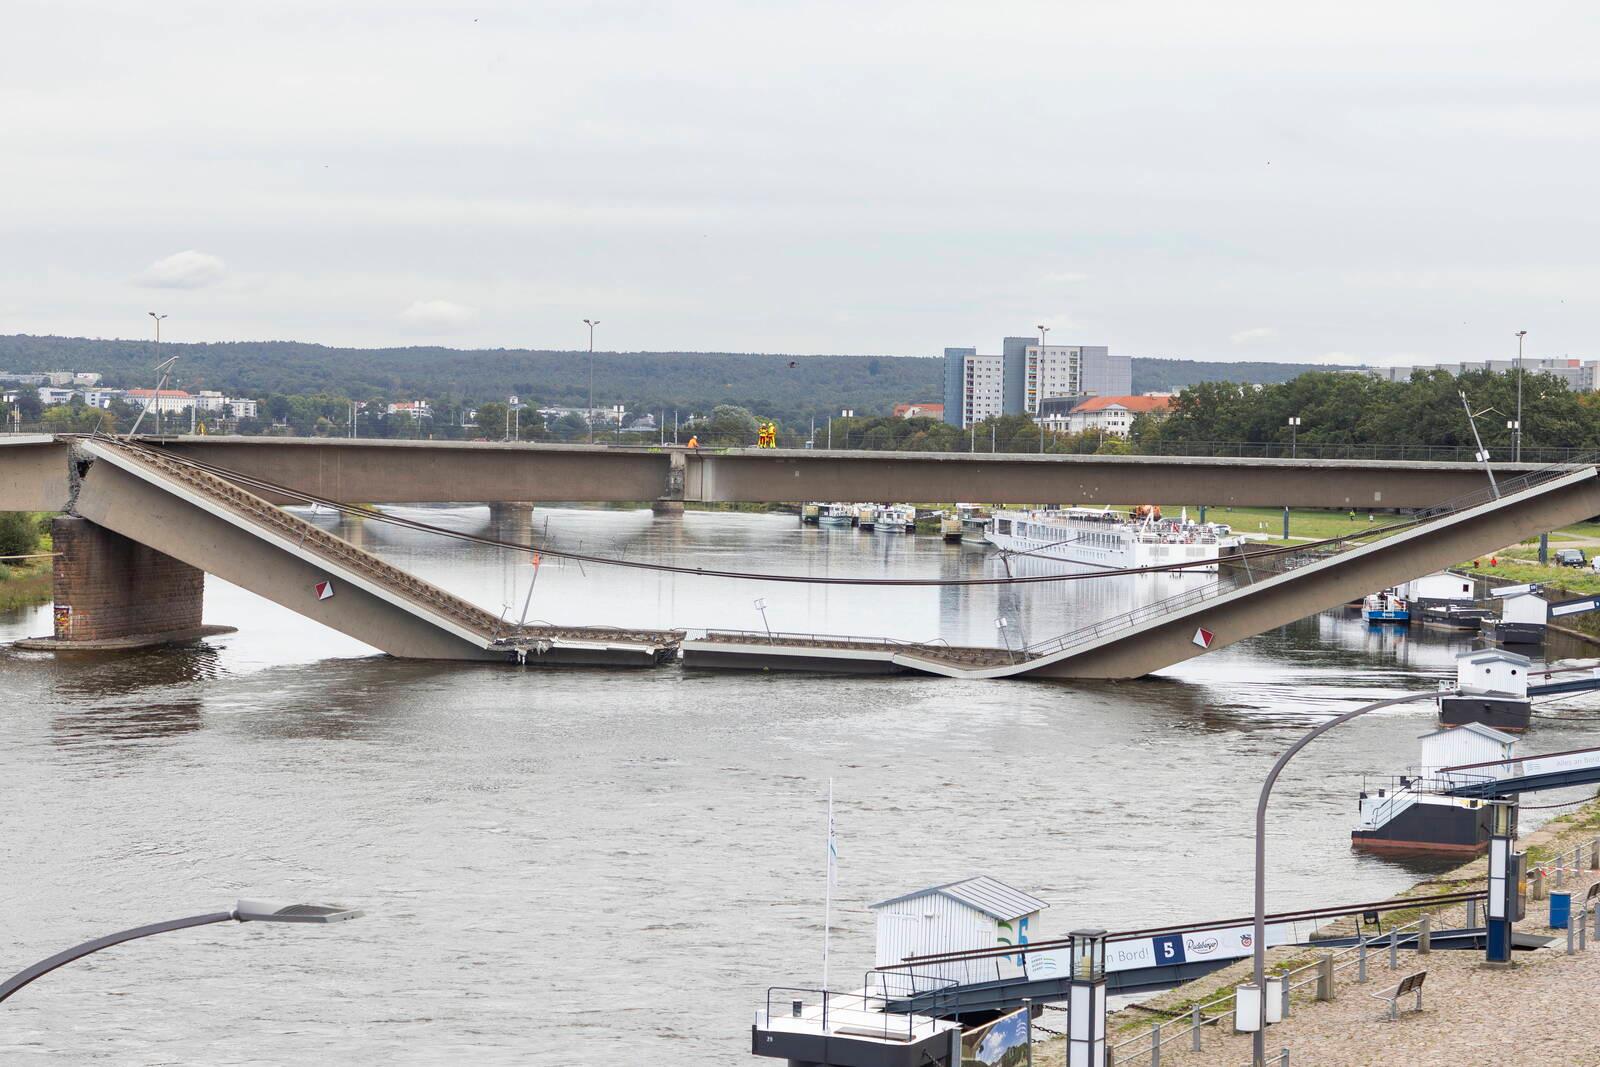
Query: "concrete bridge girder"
0 435 71 511
74 444 504 661
923 466 1600 680
146 436 1540 509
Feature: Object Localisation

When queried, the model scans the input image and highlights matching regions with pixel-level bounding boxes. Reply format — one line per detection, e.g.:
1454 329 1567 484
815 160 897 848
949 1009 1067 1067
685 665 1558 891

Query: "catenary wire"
106 437 1428 588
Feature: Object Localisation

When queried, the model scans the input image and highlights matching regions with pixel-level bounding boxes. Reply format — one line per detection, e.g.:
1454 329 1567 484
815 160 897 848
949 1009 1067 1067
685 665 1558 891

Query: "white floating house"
1399 572 1475 608
1419 721 1519 782
871 876 1048 985
1439 648 1533 731
1353 723 1517 853
1489 586 1548 645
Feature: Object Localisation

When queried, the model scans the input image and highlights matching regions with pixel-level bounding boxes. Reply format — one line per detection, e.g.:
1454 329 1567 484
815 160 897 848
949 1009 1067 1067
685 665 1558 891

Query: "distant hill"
0 334 1343 423
1131 358 1358 392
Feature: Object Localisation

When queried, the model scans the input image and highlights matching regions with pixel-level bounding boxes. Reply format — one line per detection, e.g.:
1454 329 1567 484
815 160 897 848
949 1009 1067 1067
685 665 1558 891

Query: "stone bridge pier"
19 516 234 650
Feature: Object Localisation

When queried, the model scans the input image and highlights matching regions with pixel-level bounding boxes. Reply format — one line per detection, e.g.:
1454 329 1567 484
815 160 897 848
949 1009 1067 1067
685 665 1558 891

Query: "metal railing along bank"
1103 911 1447 1067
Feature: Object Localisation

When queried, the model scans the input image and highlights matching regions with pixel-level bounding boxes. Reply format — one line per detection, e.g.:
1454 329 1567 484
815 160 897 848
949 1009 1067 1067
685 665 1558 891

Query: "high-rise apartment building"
943 334 1130 427
959 352 1005 426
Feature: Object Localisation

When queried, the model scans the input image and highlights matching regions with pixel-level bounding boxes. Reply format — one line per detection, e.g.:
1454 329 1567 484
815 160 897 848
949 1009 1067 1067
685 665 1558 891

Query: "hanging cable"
104 437 1423 588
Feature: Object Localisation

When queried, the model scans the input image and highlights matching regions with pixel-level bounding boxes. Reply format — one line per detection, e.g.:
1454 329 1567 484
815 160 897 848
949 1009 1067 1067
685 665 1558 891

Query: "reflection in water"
0 508 1596 1065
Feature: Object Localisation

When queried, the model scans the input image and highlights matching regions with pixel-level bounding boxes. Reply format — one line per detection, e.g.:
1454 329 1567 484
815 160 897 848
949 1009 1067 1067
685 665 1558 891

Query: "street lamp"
1245 690 1433 1065
583 319 600 444
129 313 172 437
1036 324 1050 422
0 899 363 1007
1286 416 1301 459
1514 330 1527 463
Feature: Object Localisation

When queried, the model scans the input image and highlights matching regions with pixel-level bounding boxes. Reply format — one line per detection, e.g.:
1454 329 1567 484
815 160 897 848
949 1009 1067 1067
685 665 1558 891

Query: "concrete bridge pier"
488 500 535 532
653 450 686 516
18 516 234 650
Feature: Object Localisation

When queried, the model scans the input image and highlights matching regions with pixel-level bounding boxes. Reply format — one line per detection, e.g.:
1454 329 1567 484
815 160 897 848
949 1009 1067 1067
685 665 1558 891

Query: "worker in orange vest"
686 435 699 449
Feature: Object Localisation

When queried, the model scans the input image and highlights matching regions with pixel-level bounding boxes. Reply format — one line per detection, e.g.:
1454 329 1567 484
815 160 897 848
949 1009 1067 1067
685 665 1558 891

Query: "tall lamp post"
1244 690 1433 1066
129 312 171 436
583 319 600 444
1514 330 1527 463
1286 416 1301 459
0 899 362 1008
1035 324 1050 424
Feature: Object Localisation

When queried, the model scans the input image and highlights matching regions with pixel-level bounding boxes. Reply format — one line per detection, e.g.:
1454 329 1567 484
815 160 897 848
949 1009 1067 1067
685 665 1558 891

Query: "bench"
1368 970 1426 1020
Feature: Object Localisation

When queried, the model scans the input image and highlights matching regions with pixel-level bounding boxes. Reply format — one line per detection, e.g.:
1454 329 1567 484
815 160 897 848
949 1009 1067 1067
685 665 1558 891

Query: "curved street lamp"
0 899 363 1007
1247 691 1434 1065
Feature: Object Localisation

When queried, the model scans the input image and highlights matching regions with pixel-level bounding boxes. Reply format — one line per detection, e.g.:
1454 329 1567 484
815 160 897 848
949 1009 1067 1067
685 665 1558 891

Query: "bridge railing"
1018 454 1600 663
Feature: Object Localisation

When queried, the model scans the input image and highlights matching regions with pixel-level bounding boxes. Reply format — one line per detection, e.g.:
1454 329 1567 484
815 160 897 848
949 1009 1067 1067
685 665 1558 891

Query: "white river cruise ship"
985 506 1242 572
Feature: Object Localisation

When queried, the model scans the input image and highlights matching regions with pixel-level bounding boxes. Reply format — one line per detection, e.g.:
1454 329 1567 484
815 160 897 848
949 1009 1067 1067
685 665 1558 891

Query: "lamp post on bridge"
1287 416 1301 459
1514 330 1527 463
0 899 363 1008
129 312 172 437
584 318 600 444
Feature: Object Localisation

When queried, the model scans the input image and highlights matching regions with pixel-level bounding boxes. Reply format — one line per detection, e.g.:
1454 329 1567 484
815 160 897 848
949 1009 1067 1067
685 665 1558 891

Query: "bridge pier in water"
20 515 232 650
488 500 535 534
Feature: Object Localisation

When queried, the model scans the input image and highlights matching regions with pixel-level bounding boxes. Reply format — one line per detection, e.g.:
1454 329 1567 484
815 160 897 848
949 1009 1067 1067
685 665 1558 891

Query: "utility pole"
149 312 167 435
1460 390 1501 499
584 319 600 444
1514 330 1527 463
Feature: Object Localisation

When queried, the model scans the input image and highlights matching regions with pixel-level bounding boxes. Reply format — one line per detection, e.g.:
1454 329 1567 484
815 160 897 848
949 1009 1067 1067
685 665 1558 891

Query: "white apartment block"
1024 345 1085 414
961 353 1005 426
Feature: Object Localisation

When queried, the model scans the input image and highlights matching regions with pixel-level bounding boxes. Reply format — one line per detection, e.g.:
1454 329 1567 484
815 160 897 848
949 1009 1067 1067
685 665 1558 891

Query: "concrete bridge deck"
682 462 1600 679
67 439 683 665
0 433 1556 510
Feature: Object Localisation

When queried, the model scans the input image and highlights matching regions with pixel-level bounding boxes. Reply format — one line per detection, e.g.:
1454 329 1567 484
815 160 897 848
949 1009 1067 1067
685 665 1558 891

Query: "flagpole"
823 778 834 992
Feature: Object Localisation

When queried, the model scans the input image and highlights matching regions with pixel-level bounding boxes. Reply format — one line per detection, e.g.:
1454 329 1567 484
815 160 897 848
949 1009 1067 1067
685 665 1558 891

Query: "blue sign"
1151 933 1187 966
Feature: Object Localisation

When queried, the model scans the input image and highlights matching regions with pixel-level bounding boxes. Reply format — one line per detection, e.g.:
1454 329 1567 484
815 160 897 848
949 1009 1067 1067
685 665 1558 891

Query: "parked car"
1555 548 1587 568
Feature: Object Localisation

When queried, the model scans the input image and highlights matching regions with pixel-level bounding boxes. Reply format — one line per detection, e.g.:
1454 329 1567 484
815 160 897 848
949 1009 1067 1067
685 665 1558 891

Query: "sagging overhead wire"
113 439 1422 588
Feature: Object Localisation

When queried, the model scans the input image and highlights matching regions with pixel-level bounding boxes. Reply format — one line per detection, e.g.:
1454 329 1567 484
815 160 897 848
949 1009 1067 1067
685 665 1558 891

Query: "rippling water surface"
2 507 1596 1065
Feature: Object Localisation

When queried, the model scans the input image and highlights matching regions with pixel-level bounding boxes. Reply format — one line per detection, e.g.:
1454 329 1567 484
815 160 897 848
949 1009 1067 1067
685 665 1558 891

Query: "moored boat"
940 510 963 542
817 503 854 526
985 504 1240 572
1362 591 1410 624
854 503 879 530
877 504 916 533
956 503 992 545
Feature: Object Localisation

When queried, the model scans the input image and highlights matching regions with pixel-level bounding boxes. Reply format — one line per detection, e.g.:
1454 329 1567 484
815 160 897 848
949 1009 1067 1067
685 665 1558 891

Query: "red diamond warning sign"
314 580 334 601
1192 627 1214 649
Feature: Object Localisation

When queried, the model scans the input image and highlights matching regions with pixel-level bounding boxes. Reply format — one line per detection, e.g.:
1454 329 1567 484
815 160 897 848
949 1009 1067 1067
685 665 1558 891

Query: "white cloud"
399 299 478 333
1042 272 1090 284
134 250 227 290
1230 327 1277 344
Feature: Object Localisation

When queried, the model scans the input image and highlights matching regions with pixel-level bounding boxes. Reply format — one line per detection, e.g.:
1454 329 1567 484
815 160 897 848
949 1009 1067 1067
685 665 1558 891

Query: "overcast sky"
3 1 1597 364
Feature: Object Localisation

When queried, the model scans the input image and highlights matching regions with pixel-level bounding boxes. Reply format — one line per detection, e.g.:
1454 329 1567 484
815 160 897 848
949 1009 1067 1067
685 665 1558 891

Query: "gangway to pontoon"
1443 744 1600 799
872 890 1493 1019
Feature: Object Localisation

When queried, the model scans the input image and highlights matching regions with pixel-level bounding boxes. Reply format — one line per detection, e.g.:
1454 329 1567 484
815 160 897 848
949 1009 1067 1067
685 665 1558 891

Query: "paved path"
1034 800 1600 1066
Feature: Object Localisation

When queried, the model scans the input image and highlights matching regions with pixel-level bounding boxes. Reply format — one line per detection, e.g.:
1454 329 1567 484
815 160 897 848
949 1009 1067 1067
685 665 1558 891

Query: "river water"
1 507 1596 1065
